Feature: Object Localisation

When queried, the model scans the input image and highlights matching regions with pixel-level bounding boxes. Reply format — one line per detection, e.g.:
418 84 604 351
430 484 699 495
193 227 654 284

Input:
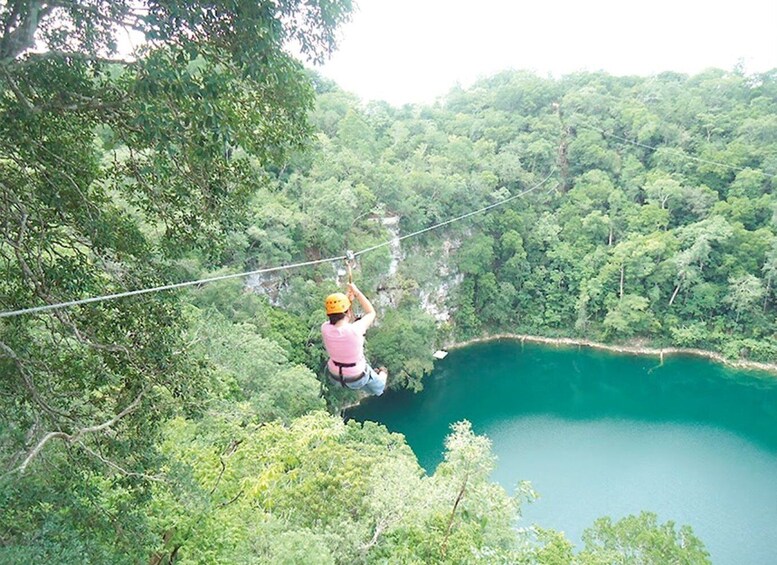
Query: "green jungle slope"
3 1 775 562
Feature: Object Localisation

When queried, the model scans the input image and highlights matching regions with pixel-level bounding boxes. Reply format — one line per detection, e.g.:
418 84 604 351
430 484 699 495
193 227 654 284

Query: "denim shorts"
329 363 386 396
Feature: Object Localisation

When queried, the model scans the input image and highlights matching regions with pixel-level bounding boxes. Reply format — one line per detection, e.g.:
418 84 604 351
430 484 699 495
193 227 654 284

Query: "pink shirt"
321 321 367 377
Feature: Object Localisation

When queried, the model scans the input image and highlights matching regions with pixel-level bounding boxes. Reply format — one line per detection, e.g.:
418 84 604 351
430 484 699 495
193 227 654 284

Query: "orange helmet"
325 292 351 315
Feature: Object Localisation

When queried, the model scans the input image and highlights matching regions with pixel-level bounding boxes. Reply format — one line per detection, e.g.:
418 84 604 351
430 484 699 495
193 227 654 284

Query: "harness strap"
332 360 358 387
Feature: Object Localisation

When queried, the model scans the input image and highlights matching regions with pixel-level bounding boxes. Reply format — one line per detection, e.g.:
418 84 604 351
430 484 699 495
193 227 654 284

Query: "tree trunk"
149 529 178 565
669 283 681 306
441 474 468 559
619 264 624 299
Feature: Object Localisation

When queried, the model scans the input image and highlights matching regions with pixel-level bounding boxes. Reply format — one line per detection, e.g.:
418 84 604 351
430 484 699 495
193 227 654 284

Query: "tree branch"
360 521 386 553
0 1 53 63
440 472 469 559
209 439 242 494
13 430 70 473
15 50 137 67
47 0 150 34
209 458 226 495
0 62 33 110
9 385 149 474
0 339 75 420
77 441 165 482
217 489 244 508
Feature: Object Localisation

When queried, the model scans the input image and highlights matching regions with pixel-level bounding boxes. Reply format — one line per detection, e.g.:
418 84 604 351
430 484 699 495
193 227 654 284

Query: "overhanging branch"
0 63 33 110
14 50 138 68
0 340 75 420
77 441 164 482
9 385 149 474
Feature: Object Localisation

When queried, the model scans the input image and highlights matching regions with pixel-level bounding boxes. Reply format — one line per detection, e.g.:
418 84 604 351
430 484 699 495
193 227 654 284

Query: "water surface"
347 340 777 564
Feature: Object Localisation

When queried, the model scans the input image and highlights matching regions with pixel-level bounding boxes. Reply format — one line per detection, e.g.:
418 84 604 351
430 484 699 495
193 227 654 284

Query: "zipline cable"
562 83 777 179
0 169 556 319
354 168 556 258
0 257 346 319
578 122 777 179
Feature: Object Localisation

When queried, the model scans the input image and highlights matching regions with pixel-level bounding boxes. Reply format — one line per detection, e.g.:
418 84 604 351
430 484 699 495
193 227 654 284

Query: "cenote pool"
346 340 777 564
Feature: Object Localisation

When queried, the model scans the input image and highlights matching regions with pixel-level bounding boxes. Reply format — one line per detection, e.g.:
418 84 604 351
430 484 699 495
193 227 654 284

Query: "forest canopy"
2 1 774 562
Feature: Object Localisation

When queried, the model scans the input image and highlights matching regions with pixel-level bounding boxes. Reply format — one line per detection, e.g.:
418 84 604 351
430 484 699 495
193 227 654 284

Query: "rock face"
382 216 401 278
419 273 462 323
373 217 463 323
245 216 464 323
417 239 463 323
245 270 284 306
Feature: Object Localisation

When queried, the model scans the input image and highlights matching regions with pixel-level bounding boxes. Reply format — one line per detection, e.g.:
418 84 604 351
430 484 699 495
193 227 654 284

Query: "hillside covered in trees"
285 68 777 371
2 1 775 562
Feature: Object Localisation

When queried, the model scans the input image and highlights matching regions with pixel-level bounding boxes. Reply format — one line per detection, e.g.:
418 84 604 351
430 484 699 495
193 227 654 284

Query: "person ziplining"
321 282 388 396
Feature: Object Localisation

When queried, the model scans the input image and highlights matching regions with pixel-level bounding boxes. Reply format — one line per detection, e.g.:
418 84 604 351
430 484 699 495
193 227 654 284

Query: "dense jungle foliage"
292 68 777 368
2 0 774 562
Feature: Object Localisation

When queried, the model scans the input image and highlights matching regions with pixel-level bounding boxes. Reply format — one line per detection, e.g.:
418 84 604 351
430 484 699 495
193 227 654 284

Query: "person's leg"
359 364 387 396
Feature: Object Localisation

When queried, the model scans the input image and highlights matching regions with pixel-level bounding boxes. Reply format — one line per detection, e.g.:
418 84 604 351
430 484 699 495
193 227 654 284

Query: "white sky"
315 0 777 106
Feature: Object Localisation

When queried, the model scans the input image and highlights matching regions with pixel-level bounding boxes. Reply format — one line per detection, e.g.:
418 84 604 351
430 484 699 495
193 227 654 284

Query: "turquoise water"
347 340 777 564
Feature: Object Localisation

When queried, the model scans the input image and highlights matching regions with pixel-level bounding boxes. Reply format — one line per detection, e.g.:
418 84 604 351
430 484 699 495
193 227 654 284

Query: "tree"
455 233 496 275
567 127 620 176
1 0 352 559
1 0 351 465
188 306 324 422
644 174 683 213
578 512 710 564
498 229 530 284
148 411 423 563
603 294 658 338
763 240 777 309
724 274 765 324
452 277 482 339
604 234 671 301
668 216 733 305
149 414 538 564
368 307 436 392
372 420 536 563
